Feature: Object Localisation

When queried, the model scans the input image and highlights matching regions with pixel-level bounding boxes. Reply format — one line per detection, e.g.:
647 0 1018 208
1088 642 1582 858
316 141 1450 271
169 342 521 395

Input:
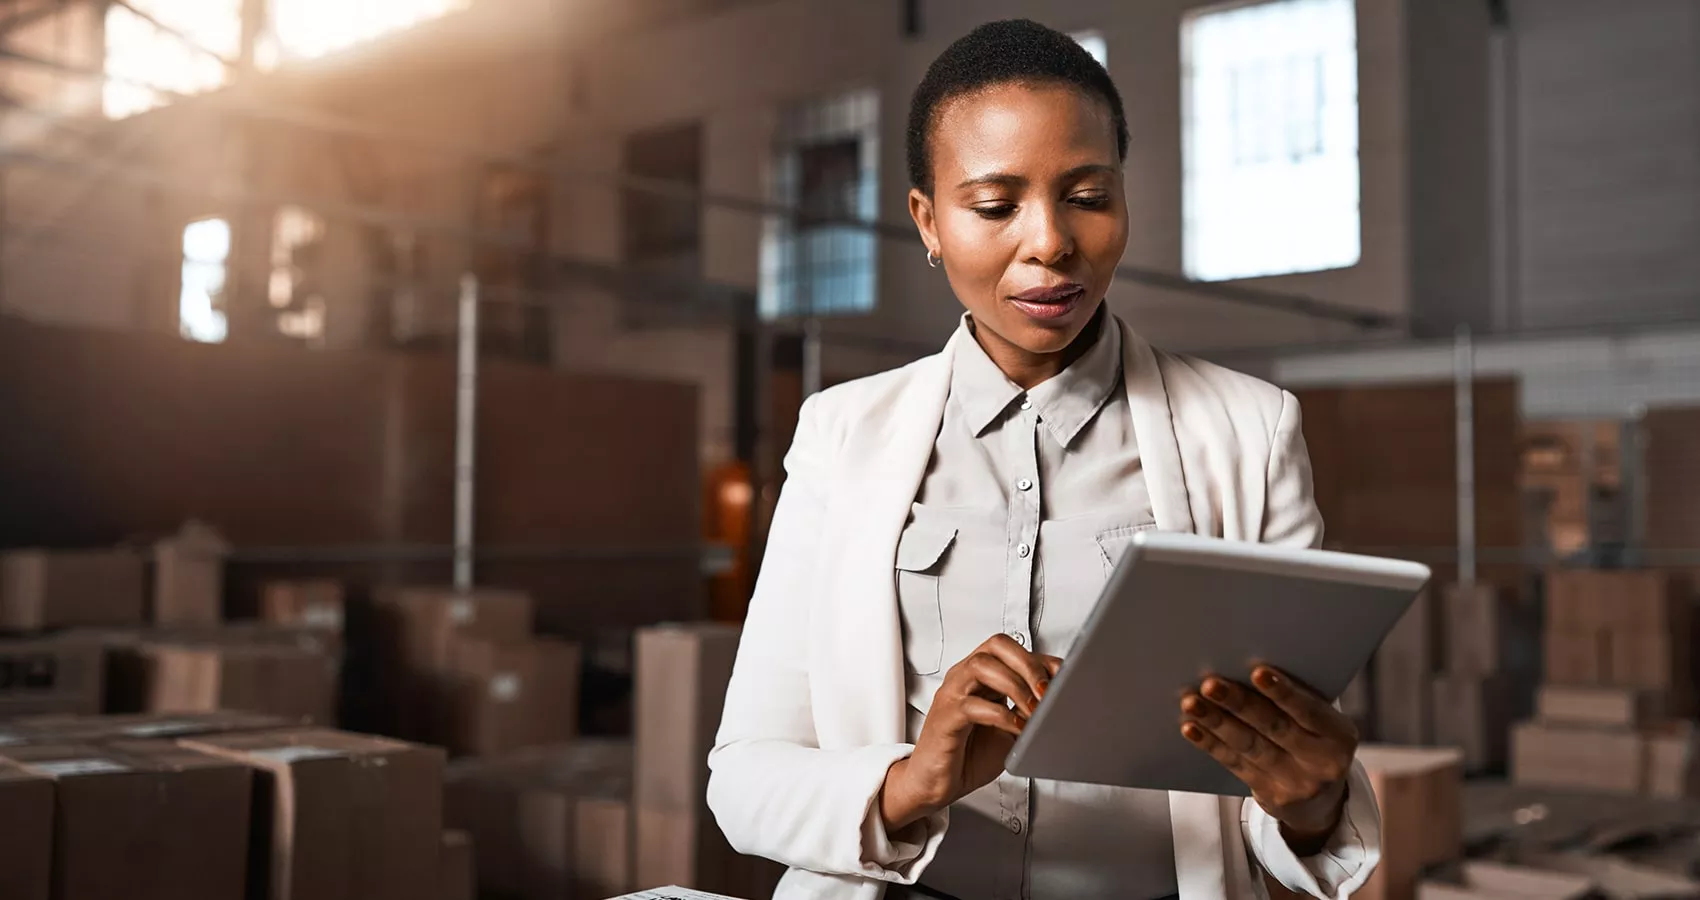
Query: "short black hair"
906 19 1129 194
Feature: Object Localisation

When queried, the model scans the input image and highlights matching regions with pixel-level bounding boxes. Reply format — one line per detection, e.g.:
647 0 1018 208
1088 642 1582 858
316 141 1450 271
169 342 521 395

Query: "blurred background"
0 1 1697 899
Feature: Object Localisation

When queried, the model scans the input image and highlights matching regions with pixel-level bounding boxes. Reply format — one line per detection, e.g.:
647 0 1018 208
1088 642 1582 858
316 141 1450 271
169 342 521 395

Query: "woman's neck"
972 307 1107 391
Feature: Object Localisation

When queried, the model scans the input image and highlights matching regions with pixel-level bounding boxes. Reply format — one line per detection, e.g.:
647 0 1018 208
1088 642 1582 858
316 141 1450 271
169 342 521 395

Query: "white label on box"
122 720 199 737
303 604 343 629
34 759 130 777
448 598 475 625
489 672 521 702
248 746 345 764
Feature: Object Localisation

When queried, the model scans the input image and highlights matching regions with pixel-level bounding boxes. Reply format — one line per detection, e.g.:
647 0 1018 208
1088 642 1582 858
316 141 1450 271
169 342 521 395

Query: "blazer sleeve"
1243 390 1384 899
706 394 947 882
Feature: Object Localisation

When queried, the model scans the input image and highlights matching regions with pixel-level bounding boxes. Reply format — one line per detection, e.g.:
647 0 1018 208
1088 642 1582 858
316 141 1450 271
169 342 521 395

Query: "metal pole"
453 273 479 590
802 317 822 398
1454 326 1477 587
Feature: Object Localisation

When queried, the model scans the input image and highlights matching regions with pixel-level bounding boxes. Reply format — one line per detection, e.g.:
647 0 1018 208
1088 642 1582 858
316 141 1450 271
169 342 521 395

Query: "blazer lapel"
816 333 959 748
1118 319 1196 534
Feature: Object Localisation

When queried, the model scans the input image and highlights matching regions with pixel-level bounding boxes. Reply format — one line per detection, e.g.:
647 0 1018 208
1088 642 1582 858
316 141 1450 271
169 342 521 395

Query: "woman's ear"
908 187 940 259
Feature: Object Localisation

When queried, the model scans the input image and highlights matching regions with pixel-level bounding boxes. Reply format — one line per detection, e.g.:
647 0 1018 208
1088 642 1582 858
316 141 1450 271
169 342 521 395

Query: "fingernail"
1256 669 1279 688
1182 695 1202 715
1204 680 1228 701
1035 681 1048 700
1181 723 1202 741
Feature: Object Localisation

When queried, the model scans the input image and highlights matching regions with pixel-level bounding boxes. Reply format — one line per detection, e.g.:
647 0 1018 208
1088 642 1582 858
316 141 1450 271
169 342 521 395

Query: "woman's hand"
879 634 1062 832
1179 665 1358 855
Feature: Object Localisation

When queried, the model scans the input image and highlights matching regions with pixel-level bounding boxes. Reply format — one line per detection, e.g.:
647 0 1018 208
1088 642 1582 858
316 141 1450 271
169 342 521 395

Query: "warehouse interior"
0 0 1698 898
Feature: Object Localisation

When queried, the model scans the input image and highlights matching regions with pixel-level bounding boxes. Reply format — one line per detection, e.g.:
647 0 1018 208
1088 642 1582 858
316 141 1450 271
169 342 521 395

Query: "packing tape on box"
249 746 345 764
122 720 201 737
34 759 130 777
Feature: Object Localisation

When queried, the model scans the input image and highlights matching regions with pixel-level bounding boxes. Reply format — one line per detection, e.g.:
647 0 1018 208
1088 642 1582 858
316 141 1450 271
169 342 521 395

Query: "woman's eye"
1070 193 1111 209
972 204 1017 220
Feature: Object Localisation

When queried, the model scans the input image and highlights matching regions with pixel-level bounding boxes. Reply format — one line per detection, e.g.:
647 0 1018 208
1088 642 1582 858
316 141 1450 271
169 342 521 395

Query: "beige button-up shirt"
888 311 1177 900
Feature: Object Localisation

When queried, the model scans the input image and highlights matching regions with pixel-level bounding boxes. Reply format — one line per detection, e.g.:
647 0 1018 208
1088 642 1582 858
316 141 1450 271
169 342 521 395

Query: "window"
1071 30 1108 67
1181 0 1359 281
179 218 231 344
269 206 328 343
105 0 470 117
622 121 704 270
760 89 879 320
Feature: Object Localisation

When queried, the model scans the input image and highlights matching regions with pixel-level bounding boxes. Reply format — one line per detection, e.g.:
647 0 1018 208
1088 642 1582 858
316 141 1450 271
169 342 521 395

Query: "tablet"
1004 531 1430 796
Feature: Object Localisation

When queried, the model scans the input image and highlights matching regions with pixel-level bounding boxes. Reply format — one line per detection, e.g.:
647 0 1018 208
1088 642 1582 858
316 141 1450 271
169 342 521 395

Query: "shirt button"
1017 543 1031 559
1019 398 1032 411
1016 478 1033 492
1007 817 1024 834
1009 631 1028 648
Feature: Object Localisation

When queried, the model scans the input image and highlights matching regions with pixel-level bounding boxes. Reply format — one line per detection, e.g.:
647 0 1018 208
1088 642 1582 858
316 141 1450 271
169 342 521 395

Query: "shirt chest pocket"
895 522 956 676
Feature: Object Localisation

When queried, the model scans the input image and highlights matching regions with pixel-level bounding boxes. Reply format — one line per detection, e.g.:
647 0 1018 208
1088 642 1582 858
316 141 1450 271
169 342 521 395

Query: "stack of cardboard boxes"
1512 570 1698 796
1355 745 1466 900
0 712 464 900
374 586 581 757
445 623 781 900
1431 584 1527 771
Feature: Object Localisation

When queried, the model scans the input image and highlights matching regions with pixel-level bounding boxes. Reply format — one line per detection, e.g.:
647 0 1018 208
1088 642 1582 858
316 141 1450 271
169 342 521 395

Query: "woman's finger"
1180 720 1268 789
960 696 1027 738
1182 692 1288 772
977 634 1055 700
1249 665 1351 740
952 651 1041 717
1198 675 1317 757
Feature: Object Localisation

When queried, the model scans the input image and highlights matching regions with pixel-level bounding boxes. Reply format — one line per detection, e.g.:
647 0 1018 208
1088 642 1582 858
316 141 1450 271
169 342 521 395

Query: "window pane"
180 218 231 343
760 89 879 320
1071 30 1108 67
1182 0 1360 281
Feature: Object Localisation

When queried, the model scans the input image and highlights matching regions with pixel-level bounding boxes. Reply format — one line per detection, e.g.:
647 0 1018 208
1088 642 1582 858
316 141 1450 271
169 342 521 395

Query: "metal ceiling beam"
0 1 65 40
108 0 238 68
0 42 1405 332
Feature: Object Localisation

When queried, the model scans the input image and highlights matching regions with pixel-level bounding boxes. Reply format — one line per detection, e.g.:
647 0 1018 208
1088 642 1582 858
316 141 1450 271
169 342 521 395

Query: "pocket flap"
896 524 957 573
1096 523 1158 569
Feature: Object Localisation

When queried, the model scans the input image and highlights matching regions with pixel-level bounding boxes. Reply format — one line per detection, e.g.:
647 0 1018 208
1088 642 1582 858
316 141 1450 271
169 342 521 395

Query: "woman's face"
910 81 1129 363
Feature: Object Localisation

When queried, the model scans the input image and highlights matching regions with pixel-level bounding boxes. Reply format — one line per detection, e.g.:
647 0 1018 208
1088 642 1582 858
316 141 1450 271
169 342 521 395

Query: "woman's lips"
1007 285 1085 321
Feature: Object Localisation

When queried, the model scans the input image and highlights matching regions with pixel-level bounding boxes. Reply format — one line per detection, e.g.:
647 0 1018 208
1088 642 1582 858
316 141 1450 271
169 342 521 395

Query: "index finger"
1248 665 1347 738
976 634 1055 698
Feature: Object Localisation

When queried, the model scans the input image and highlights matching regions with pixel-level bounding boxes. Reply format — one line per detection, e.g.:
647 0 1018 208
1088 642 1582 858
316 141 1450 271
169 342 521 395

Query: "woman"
708 19 1381 900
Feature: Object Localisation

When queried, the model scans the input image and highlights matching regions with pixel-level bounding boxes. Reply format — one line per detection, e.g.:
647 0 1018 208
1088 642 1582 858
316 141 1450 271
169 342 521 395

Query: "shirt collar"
950 308 1124 448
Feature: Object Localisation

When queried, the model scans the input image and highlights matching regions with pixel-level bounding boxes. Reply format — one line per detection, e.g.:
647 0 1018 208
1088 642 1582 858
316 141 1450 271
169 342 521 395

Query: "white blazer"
707 319 1382 900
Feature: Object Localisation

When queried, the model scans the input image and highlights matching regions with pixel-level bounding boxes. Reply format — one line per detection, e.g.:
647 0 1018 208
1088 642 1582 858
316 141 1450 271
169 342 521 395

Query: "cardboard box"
4 710 297 744
634 624 780 897
379 587 533 671
1444 583 1514 676
1416 861 1592 900
1543 631 1607 685
1609 631 1691 697
1547 569 1691 635
146 640 339 725
3 739 251 900
0 634 105 719
440 830 475 900
261 580 347 634
1536 685 1664 728
1376 648 1432 746
151 522 229 627
1645 723 1698 800
442 637 582 756
0 762 51 900
1351 745 1465 900
444 740 633 900
183 728 444 900
1511 720 1644 793
1432 675 1514 772
0 549 145 630
377 588 533 740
